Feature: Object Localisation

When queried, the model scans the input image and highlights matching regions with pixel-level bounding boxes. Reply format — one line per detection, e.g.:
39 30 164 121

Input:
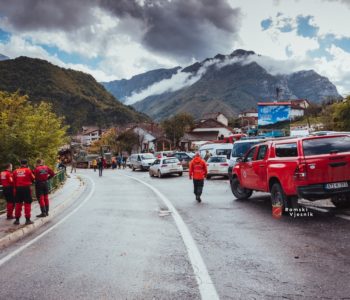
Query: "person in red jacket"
13 159 35 225
34 159 55 217
189 152 208 203
1 163 15 219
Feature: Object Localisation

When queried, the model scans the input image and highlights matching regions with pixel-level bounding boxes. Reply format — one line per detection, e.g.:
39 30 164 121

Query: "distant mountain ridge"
103 49 341 121
101 67 181 101
0 53 9 61
0 57 149 132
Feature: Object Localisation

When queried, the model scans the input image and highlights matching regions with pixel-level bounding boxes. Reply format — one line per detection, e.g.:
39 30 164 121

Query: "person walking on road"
13 159 35 225
91 159 97 172
189 152 207 203
34 159 55 217
97 157 103 177
1 163 15 219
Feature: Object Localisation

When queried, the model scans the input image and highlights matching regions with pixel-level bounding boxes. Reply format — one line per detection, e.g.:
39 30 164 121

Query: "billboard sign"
258 103 291 131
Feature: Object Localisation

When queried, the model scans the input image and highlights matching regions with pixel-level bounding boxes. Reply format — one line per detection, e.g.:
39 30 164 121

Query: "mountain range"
102 49 341 120
0 56 148 132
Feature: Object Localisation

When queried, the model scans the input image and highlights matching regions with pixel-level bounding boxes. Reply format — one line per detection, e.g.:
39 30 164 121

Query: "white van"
199 143 233 159
129 153 156 171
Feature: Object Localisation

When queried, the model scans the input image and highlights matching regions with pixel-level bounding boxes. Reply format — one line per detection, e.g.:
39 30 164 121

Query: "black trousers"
35 181 49 197
99 167 103 176
3 186 15 203
193 179 204 196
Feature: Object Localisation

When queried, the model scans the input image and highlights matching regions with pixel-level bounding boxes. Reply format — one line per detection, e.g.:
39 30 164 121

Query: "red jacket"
34 165 55 182
13 167 35 187
189 156 207 180
1 170 13 187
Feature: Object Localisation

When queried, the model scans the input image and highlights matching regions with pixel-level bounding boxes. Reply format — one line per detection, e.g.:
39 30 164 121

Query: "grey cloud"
0 0 98 31
102 0 241 61
0 0 241 62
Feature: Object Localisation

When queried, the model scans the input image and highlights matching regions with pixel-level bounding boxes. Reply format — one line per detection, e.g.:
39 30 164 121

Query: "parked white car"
206 156 229 179
149 157 183 178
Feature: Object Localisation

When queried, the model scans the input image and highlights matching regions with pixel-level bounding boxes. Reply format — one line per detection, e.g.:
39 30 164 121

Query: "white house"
201 112 228 126
132 126 157 153
79 126 103 146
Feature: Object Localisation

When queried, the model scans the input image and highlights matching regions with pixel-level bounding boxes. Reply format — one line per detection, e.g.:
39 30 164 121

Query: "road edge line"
121 174 220 300
0 176 95 267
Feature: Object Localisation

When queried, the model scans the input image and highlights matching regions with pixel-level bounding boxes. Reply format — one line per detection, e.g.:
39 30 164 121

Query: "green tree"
161 113 194 148
332 96 350 131
0 91 68 168
116 130 139 154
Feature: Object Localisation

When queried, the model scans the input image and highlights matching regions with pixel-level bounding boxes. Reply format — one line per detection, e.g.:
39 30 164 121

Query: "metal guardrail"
0 169 66 214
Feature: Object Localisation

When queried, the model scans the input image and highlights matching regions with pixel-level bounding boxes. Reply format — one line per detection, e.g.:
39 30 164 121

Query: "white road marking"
336 214 350 221
304 206 330 213
0 176 95 267
122 174 220 300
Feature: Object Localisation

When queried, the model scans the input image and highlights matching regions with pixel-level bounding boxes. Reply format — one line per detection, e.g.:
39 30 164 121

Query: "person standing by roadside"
122 156 127 169
71 156 77 173
204 150 212 161
13 159 35 225
117 156 122 169
91 158 97 172
34 159 55 218
97 157 103 177
1 163 15 219
189 152 207 203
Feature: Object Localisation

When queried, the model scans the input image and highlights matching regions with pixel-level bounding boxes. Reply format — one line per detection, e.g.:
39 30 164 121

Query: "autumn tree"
0 91 68 168
161 113 194 148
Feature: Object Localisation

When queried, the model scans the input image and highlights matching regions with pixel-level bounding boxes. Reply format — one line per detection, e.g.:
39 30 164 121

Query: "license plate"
170 169 178 172
325 182 348 189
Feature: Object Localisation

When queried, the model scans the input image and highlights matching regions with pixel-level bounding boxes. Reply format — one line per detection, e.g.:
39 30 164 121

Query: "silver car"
149 157 183 178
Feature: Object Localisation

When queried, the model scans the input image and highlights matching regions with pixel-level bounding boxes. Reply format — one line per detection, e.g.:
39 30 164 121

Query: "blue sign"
258 104 290 130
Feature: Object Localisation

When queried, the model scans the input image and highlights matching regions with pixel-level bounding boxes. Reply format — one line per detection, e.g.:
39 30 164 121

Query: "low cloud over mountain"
103 49 341 120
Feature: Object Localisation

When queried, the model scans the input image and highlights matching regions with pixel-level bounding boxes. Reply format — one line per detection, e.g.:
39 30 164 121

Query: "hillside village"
72 98 314 156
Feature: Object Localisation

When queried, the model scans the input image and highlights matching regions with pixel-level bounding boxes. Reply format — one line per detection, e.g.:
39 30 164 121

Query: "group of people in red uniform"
1 159 55 225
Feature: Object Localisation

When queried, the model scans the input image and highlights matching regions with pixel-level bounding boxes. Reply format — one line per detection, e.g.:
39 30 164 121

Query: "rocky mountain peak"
229 49 256 57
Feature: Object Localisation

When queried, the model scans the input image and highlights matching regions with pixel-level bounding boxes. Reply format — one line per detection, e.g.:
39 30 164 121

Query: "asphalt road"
0 168 350 300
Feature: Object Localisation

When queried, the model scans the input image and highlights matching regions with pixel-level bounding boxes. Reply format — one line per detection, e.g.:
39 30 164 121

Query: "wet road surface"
1 168 350 299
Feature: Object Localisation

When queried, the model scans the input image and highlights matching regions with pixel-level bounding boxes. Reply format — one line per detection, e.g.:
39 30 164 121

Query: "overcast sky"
0 0 349 95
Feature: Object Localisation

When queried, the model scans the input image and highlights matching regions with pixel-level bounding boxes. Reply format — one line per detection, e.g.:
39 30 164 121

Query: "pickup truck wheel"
331 193 350 209
231 176 252 200
271 183 288 210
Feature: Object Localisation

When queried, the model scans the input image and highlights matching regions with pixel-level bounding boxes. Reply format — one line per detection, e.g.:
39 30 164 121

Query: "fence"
0 169 66 213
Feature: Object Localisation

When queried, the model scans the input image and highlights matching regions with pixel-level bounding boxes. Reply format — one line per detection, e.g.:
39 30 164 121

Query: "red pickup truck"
231 135 350 209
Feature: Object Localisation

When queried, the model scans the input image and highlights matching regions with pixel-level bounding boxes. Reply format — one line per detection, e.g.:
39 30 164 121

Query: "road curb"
0 176 86 249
